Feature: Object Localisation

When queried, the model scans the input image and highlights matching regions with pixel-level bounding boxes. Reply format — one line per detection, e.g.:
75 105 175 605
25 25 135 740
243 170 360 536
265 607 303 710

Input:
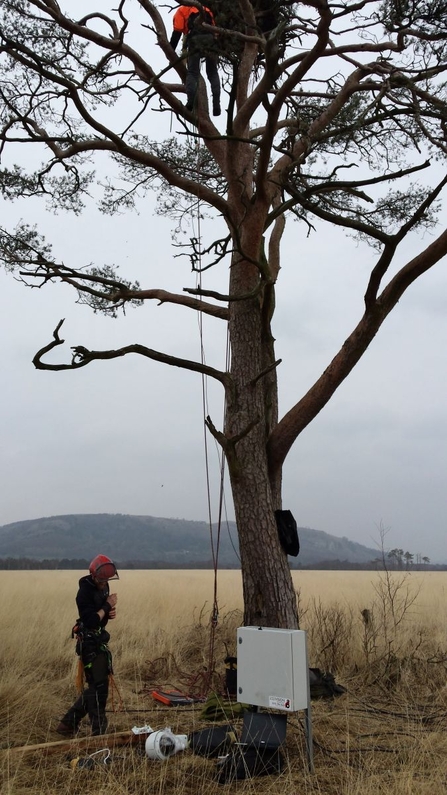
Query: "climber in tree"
170 4 221 116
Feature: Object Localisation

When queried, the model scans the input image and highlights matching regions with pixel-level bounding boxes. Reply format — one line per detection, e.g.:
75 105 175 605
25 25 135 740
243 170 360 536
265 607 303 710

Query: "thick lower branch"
17 264 228 320
184 278 271 303
33 319 234 396
267 227 447 478
135 289 228 319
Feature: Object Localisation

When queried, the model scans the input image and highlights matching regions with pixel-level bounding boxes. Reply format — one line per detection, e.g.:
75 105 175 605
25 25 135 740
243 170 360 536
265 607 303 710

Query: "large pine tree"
1 0 447 625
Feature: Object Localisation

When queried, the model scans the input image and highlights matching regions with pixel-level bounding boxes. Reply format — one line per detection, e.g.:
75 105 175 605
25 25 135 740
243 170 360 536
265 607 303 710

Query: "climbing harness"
72 621 111 665
71 620 124 708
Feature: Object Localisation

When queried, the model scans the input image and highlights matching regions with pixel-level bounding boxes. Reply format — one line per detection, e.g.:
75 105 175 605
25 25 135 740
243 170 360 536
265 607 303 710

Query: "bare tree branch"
267 227 447 477
32 319 235 395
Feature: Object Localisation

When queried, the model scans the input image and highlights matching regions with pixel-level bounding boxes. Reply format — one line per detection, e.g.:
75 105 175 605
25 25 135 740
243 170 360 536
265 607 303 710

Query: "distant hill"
0 513 378 566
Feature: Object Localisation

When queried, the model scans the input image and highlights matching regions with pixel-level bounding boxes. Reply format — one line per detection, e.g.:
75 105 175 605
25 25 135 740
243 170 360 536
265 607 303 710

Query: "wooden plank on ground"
2 729 149 756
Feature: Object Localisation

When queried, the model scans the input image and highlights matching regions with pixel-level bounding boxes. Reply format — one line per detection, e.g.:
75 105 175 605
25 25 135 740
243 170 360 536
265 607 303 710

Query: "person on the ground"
56 554 118 737
170 4 221 116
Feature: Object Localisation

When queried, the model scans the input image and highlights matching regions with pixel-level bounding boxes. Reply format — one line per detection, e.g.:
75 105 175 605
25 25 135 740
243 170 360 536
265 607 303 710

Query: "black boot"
56 720 79 738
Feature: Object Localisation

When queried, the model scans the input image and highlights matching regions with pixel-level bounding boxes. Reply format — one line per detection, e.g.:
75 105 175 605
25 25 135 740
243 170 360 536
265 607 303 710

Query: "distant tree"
403 551 414 569
388 549 402 569
1 1 447 626
422 556 431 565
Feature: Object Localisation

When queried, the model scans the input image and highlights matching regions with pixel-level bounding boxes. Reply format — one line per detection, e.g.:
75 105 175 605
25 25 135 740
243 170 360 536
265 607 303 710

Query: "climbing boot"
56 721 78 737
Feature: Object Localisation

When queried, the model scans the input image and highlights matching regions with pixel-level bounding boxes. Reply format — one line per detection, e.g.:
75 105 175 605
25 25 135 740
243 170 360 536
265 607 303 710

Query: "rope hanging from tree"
191 129 231 696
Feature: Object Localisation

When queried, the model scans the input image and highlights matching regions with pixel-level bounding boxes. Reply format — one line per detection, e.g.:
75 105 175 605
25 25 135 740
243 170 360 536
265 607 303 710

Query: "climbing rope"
109 673 125 714
191 131 231 695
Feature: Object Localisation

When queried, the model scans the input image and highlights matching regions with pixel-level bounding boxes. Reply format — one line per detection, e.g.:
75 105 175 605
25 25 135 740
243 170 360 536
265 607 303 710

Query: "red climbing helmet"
89 554 119 582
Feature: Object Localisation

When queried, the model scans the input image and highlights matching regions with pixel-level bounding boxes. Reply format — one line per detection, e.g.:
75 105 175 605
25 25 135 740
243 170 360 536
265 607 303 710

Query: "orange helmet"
89 554 119 582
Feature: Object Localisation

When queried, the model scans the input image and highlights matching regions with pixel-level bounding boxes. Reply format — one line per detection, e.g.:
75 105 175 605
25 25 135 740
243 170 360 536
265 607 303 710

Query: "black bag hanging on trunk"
275 509 300 556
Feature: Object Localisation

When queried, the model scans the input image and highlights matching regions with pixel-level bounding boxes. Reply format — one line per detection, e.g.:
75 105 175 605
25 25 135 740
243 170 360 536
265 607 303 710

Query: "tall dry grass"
1 569 447 794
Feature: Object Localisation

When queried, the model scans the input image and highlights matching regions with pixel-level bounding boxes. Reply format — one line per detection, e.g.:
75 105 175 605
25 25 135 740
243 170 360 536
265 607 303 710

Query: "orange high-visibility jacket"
172 5 215 36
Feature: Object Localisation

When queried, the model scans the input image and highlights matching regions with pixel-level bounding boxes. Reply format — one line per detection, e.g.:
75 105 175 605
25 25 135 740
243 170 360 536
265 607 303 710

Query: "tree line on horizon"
0 552 440 572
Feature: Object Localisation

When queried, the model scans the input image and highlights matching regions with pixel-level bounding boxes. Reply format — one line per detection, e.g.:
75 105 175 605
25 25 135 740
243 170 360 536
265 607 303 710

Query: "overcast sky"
1 3 446 563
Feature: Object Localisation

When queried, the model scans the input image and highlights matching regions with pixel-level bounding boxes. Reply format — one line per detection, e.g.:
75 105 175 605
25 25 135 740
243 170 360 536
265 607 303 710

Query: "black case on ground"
189 724 235 758
215 711 287 783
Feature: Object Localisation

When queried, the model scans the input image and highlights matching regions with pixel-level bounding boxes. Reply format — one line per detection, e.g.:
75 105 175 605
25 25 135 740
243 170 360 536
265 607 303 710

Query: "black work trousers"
185 34 220 108
61 652 110 735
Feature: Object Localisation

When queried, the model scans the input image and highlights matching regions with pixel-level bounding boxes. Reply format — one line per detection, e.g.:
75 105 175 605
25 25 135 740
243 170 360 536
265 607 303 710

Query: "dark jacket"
76 575 110 631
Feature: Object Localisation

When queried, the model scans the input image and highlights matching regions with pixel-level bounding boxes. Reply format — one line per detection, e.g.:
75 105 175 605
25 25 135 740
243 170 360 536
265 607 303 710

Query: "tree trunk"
225 240 299 628
227 442 299 628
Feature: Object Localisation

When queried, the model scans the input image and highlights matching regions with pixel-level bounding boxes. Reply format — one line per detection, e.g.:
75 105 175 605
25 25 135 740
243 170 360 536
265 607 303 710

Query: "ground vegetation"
2 570 447 794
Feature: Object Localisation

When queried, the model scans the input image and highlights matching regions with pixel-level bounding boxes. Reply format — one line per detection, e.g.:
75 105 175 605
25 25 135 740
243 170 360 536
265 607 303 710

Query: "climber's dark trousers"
186 34 220 108
61 653 109 735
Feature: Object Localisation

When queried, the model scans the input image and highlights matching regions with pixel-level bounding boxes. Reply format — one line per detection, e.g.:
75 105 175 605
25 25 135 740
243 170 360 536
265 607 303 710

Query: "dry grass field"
2 569 447 794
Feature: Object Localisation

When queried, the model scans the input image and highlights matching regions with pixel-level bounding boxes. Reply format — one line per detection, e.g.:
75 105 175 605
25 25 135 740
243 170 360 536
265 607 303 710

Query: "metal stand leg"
303 706 314 773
